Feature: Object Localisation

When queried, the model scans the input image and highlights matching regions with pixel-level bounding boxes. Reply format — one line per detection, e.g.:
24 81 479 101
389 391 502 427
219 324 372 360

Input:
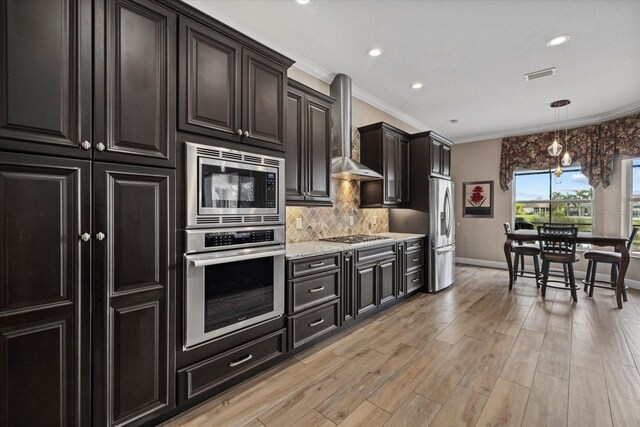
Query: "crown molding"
455 101 640 144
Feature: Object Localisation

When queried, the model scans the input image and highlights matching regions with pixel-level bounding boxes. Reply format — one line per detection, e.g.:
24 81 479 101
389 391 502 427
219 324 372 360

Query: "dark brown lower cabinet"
342 251 355 323
0 153 91 426
378 258 396 306
355 263 377 315
93 163 175 426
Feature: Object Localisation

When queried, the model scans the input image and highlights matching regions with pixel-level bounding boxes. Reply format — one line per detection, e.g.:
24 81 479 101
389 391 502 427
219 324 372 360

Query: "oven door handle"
187 249 286 267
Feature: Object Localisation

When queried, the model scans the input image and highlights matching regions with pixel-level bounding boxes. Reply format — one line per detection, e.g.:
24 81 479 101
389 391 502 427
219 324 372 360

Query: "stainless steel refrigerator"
389 137 455 292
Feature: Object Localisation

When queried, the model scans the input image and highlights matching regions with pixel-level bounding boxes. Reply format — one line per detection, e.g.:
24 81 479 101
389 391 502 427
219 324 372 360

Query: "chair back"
537 225 578 260
627 226 639 250
503 223 511 234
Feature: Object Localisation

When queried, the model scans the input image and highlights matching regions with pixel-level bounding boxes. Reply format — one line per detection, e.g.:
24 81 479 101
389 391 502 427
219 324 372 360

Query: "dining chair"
504 223 540 286
582 226 638 302
538 225 580 302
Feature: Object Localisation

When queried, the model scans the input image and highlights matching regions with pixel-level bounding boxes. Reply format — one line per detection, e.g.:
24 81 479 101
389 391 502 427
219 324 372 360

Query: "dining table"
504 229 630 309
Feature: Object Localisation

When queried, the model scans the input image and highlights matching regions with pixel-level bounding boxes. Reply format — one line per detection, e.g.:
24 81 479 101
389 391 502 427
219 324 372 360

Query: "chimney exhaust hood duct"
330 74 383 181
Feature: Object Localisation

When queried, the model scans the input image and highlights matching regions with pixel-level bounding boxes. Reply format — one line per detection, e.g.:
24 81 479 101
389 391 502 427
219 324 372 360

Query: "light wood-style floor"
166 265 640 427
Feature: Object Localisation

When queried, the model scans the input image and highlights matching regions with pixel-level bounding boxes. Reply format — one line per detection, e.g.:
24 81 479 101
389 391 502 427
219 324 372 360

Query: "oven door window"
203 256 274 333
201 163 275 210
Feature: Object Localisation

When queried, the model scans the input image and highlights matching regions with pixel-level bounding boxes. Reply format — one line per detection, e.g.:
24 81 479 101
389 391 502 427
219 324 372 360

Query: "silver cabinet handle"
243 131 249 137
81 140 91 150
96 142 105 152
411 242 420 246
412 278 420 283
309 286 325 293
228 354 253 367
309 261 325 268
96 232 105 241
80 233 91 242
412 258 419 262
309 318 325 327
237 129 243 135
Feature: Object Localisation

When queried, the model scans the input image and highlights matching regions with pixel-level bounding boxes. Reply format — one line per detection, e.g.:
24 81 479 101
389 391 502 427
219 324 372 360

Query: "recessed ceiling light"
545 34 571 47
296 0 310 4
366 48 383 57
410 82 423 89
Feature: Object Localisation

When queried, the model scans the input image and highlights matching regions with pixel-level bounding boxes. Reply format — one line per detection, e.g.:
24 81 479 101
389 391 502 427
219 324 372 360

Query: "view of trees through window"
514 167 593 232
630 159 640 251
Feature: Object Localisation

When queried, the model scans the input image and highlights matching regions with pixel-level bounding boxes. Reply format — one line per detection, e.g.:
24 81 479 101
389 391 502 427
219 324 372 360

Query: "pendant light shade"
561 150 572 166
548 139 563 157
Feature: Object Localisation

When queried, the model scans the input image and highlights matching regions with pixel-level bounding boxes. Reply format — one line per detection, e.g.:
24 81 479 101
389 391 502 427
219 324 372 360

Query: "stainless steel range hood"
330 74 383 181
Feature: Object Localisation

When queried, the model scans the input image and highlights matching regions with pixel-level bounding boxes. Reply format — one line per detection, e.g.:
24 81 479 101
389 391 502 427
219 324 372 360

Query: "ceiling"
185 0 640 143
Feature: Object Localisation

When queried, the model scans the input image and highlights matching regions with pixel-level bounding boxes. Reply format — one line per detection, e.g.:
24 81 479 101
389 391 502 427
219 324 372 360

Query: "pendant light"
547 103 563 157
560 101 572 166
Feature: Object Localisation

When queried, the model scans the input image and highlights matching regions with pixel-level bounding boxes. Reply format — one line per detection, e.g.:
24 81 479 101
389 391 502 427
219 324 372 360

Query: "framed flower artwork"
463 181 494 218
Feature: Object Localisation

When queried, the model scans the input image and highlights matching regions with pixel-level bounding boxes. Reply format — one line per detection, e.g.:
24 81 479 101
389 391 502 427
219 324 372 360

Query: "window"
628 158 640 252
514 167 593 232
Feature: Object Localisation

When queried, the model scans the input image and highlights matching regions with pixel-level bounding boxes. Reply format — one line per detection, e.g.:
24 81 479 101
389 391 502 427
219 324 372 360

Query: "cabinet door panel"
179 17 241 141
398 136 410 204
285 87 305 202
383 131 398 203
0 153 90 426
305 98 332 203
356 263 377 315
378 258 396 305
441 143 451 176
0 0 91 158
96 0 176 167
93 163 174 426
431 139 442 176
242 49 286 150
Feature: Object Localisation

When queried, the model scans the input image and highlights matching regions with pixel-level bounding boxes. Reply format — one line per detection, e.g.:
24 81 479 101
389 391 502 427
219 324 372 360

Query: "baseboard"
455 257 640 290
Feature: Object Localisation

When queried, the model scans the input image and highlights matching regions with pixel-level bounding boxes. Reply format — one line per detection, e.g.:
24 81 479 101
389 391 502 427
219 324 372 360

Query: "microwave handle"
188 249 286 267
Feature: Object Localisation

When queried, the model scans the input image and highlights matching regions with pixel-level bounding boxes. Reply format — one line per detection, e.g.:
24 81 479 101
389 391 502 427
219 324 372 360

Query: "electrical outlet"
296 218 303 229
349 216 355 226
373 216 378 225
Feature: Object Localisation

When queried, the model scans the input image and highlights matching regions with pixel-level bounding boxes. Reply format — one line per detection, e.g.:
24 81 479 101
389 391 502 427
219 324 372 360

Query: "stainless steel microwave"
185 142 285 228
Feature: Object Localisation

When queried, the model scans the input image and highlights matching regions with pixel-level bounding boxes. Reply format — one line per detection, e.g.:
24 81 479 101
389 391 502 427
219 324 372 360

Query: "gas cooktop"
319 235 391 244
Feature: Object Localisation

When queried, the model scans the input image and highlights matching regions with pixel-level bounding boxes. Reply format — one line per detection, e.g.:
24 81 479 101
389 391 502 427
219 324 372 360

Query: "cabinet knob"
80 140 91 150
237 129 243 135
80 233 91 242
96 232 106 241
96 142 106 152
243 131 249 137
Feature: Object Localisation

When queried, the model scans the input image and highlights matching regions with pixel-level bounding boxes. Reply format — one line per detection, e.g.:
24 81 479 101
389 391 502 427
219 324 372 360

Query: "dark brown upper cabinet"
0 0 92 159
358 122 411 208
92 162 175 426
179 17 293 152
285 79 334 206
411 130 453 179
93 0 177 168
0 152 91 426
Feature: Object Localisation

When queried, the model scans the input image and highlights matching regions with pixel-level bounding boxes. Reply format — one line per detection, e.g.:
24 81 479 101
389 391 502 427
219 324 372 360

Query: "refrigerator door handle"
444 186 452 238
435 244 456 254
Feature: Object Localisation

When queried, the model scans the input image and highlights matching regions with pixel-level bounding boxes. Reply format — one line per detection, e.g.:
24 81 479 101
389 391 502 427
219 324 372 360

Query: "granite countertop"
286 232 425 260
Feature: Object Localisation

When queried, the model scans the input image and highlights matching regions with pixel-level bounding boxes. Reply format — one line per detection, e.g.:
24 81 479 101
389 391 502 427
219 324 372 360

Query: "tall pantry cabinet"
0 0 175 425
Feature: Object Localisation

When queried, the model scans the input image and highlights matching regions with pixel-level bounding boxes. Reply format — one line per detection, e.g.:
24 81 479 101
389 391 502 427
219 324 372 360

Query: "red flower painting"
469 185 486 207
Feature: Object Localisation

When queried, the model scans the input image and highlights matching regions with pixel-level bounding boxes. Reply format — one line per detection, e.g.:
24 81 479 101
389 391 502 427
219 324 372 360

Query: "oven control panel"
266 173 276 208
205 230 275 247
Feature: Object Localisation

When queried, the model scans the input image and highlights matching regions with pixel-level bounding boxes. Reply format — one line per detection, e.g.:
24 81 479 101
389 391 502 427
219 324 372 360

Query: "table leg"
504 239 514 290
615 242 629 309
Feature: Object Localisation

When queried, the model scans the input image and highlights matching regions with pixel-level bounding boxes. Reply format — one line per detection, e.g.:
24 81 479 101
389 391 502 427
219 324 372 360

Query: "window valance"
499 112 640 191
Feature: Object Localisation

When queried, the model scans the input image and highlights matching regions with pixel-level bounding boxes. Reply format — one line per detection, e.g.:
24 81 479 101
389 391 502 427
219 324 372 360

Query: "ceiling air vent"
524 67 556 81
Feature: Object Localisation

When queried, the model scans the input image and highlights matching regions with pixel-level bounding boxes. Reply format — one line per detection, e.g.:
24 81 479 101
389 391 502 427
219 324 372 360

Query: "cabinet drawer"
288 270 340 314
404 239 424 252
406 270 424 293
405 250 424 272
177 329 286 402
289 253 340 278
355 243 396 264
289 299 339 349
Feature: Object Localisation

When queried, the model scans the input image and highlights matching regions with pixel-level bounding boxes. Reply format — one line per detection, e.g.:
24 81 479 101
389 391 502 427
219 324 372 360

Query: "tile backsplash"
286 128 389 243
